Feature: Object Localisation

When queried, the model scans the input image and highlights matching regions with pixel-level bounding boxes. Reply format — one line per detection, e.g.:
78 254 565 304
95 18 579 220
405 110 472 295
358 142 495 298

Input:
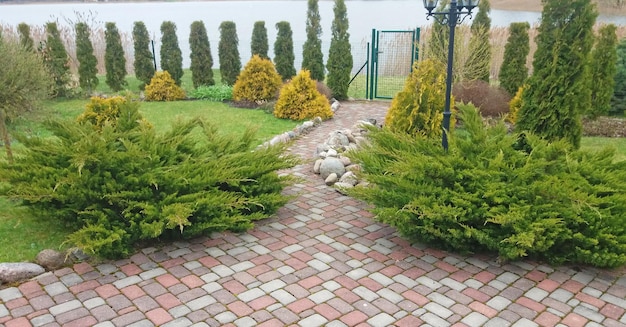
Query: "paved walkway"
1 101 625 327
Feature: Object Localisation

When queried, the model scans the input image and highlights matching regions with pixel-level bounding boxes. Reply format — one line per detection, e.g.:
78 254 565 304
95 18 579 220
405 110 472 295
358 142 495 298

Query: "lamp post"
423 0 480 150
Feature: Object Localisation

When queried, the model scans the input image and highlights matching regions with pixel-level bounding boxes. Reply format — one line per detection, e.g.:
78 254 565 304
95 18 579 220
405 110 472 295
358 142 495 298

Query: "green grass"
580 137 626 162
0 83 299 263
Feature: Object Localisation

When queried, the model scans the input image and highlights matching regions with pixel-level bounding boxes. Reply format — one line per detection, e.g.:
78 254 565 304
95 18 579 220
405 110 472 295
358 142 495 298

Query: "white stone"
340 156 352 166
313 159 323 174
334 182 354 195
325 173 338 186
327 148 338 157
339 171 358 186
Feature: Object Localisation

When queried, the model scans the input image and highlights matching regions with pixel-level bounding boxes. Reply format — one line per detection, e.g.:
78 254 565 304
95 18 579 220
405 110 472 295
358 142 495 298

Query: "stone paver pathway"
1 101 625 327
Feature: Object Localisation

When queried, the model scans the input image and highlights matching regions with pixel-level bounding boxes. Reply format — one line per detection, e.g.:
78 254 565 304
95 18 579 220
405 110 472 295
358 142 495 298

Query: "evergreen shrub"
507 85 525 124
77 96 138 130
145 71 186 101
347 103 626 268
274 70 333 120
0 102 297 258
233 55 282 104
385 59 449 137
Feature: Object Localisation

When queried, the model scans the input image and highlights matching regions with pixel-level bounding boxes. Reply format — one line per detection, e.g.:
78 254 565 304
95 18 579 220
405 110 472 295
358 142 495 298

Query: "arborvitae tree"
251 21 269 59
219 21 241 86
468 0 491 82
425 0 449 66
17 23 34 51
516 0 597 149
133 21 156 90
326 0 353 100
160 21 183 86
43 22 71 98
611 38 626 115
104 22 127 92
189 21 214 88
499 22 530 95
274 21 296 81
302 0 325 81
589 24 618 118
75 22 99 93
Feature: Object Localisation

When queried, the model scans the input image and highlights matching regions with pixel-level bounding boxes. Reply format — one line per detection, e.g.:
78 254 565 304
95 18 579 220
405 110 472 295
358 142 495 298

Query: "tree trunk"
0 109 14 164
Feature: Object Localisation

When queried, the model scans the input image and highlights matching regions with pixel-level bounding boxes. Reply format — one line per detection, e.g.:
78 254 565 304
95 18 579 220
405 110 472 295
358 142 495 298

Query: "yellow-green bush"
507 85 525 124
233 55 282 104
385 59 451 137
145 71 186 101
274 70 333 120
77 96 128 130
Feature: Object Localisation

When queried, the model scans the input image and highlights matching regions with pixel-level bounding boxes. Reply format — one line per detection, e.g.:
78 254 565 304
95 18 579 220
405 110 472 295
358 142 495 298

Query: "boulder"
327 131 350 149
0 262 45 284
319 157 345 179
36 249 67 270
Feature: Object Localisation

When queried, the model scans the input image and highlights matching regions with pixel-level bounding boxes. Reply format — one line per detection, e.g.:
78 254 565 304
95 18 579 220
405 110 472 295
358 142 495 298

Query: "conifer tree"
468 0 491 82
302 0 325 81
189 21 214 88
274 21 296 81
43 22 71 98
589 24 617 118
516 0 597 149
611 38 626 115
17 23 34 51
499 22 530 95
160 21 183 86
219 21 241 86
104 22 127 92
132 21 155 90
251 21 269 59
75 22 99 93
326 0 352 100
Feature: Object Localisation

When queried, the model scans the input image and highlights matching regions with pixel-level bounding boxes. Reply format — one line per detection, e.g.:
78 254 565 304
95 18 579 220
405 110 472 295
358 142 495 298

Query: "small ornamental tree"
468 0 491 82
145 71 186 101
233 55 282 103
104 22 128 92
43 22 71 98
499 22 530 95
326 0 353 100
274 70 333 120
611 38 626 115
274 21 296 81
219 21 241 86
17 23 34 51
589 24 618 118
132 21 156 90
160 21 184 86
251 21 269 59
302 0 325 81
385 59 449 137
516 0 597 149
0 37 52 162
75 22 99 93
189 21 215 88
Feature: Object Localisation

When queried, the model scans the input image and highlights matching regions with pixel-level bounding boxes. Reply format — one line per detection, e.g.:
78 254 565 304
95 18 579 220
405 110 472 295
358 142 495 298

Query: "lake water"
1 1 625 68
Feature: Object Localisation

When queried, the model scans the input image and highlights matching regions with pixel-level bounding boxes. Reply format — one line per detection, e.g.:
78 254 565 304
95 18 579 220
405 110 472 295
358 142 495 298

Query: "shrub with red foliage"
452 80 512 118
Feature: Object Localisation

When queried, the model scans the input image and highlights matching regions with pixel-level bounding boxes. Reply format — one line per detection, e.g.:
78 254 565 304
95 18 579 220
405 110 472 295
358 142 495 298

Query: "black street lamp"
423 0 480 150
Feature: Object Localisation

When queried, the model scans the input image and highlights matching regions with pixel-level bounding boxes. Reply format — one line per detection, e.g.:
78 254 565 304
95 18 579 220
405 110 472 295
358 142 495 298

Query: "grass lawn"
0 88 299 263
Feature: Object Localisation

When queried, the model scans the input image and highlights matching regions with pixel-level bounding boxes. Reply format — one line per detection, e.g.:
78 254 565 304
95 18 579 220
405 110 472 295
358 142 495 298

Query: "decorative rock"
325 173 338 185
331 99 340 112
339 171 358 186
334 182 354 195
346 164 362 173
313 117 323 126
326 148 338 157
343 129 357 143
318 151 327 159
319 158 346 179
36 249 67 271
302 121 315 130
327 131 350 149
316 143 331 155
313 159 323 174
340 156 352 166
69 249 90 262
0 262 45 283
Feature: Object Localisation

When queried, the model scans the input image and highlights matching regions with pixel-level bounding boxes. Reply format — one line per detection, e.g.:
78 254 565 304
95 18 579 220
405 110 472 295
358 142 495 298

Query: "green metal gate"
367 28 420 100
